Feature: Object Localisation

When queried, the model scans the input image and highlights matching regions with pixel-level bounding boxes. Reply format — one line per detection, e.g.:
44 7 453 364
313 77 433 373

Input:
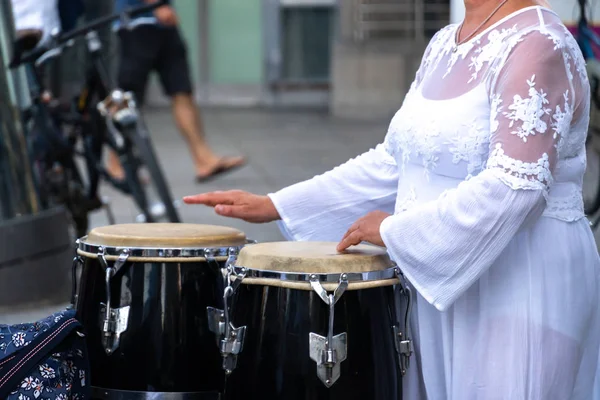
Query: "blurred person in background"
109 0 245 182
11 0 60 47
10 0 84 103
11 0 84 46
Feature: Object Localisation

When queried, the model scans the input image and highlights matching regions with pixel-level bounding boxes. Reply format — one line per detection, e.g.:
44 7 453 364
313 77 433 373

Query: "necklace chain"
454 0 510 52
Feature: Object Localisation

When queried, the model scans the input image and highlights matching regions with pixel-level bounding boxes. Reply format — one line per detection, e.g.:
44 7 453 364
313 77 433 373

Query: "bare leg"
106 150 125 180
106 94 245 181
171 93 245 179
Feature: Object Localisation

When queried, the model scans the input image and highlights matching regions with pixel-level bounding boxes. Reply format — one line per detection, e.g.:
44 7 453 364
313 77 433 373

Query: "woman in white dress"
184 0 600 398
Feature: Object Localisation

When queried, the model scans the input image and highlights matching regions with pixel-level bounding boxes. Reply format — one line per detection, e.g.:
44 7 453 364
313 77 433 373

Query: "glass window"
281 6 333 82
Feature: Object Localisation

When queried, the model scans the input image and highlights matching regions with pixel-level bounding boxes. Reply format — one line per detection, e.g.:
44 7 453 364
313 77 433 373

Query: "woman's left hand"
337 211 391 252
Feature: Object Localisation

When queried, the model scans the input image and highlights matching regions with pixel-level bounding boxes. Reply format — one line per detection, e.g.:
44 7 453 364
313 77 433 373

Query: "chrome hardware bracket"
70 255 84 308
204 247 240 289
207 267 247 375
205 247 241 339
391 267 413 375
97 247 130 355
98 304 130 355
206 307 225 339
309 274 349 387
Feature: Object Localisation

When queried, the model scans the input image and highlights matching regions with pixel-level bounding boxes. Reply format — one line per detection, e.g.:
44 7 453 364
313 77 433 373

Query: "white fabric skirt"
400 217 600 400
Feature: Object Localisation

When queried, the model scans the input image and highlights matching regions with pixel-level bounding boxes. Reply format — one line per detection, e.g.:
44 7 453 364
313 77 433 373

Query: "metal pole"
198 0 210 103
0 0 40 220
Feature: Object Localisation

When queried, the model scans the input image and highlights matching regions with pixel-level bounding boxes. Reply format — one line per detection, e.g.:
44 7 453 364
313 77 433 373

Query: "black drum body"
224 283 403 400
76 256 227 397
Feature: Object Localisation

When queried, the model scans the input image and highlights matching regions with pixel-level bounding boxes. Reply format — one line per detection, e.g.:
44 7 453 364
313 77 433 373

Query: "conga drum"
74 223 248 399
213 242 413 400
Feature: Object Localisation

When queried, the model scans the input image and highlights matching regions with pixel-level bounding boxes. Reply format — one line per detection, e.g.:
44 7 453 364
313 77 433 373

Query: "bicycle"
10 0 181 236
575 0 600 229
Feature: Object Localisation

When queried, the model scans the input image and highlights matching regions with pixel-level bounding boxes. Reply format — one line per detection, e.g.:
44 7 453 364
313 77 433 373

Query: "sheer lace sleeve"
380 31 579 311
486 30 574 192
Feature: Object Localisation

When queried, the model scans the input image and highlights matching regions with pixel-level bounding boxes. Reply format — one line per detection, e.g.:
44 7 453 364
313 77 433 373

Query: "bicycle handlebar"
10 0 167 68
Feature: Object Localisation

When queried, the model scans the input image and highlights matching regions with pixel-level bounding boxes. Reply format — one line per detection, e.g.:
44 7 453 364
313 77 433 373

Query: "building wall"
153 0 444 116
172 0 201 87
208 0 263 85
147 0 263 106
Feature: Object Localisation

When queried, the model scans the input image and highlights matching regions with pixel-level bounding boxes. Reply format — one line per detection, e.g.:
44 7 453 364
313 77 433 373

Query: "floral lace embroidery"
466 25 519 83
543 186 585 222
422 26 457 79
562 28 589 84
487 143 552 187
381 12 585 225
504 75 551 142
447 121 489 178
551 91 573 151
387 98 444 175
404 118 442 175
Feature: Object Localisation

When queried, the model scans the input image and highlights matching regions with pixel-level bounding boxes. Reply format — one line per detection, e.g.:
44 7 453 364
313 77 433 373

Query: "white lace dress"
268 6 600 400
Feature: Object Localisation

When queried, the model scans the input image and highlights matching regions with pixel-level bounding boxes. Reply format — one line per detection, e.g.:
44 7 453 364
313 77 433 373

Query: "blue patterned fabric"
0 310 90 400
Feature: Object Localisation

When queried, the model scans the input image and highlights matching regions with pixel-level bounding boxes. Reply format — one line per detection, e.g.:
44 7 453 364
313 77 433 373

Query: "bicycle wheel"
583 131 600 216
119 147 155 223
28 107 91 239
126 123 181 223
37 159 90 240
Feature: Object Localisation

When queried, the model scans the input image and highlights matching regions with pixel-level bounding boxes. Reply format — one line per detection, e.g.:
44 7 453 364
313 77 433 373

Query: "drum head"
236 242 392 273
77 223 247 261
234 242 397 290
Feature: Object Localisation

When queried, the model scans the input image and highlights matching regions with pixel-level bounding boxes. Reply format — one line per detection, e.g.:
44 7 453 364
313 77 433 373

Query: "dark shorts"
117 24 193 104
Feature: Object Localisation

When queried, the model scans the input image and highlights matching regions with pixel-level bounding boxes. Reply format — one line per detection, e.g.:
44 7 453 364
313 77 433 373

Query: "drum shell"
76 256 226 393
224 283 403 400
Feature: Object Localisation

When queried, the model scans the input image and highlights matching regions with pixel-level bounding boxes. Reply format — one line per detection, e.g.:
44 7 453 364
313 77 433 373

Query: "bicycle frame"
11 0 180 225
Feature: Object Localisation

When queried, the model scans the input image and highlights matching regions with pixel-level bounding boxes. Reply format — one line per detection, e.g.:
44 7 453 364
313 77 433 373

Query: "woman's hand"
183 191 280 223
337 211 391 252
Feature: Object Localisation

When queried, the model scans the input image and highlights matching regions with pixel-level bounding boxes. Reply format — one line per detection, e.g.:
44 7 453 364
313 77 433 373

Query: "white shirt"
11 0 60 46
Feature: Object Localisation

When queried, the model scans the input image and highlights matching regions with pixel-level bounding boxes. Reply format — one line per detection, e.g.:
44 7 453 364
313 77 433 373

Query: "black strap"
0 317 82 399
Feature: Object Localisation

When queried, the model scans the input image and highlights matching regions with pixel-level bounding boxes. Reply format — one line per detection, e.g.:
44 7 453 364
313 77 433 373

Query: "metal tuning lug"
219 324 246 375
97 248 130 355
70 256 84 309
392 267 414 376
99 303 130 355
220 248 238 288
309 274 349 387
206 306 225 342
214 268 247 376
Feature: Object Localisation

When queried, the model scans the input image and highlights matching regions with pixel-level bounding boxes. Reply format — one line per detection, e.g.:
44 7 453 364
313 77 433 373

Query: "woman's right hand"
183 190 280 223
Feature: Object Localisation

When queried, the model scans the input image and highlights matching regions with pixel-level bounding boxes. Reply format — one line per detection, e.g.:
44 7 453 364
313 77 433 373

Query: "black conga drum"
215 242 413 400
74 223 248 399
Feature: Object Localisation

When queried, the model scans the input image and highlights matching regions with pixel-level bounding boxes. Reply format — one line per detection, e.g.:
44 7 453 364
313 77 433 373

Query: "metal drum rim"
231 264 400 283
77 237 255 259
